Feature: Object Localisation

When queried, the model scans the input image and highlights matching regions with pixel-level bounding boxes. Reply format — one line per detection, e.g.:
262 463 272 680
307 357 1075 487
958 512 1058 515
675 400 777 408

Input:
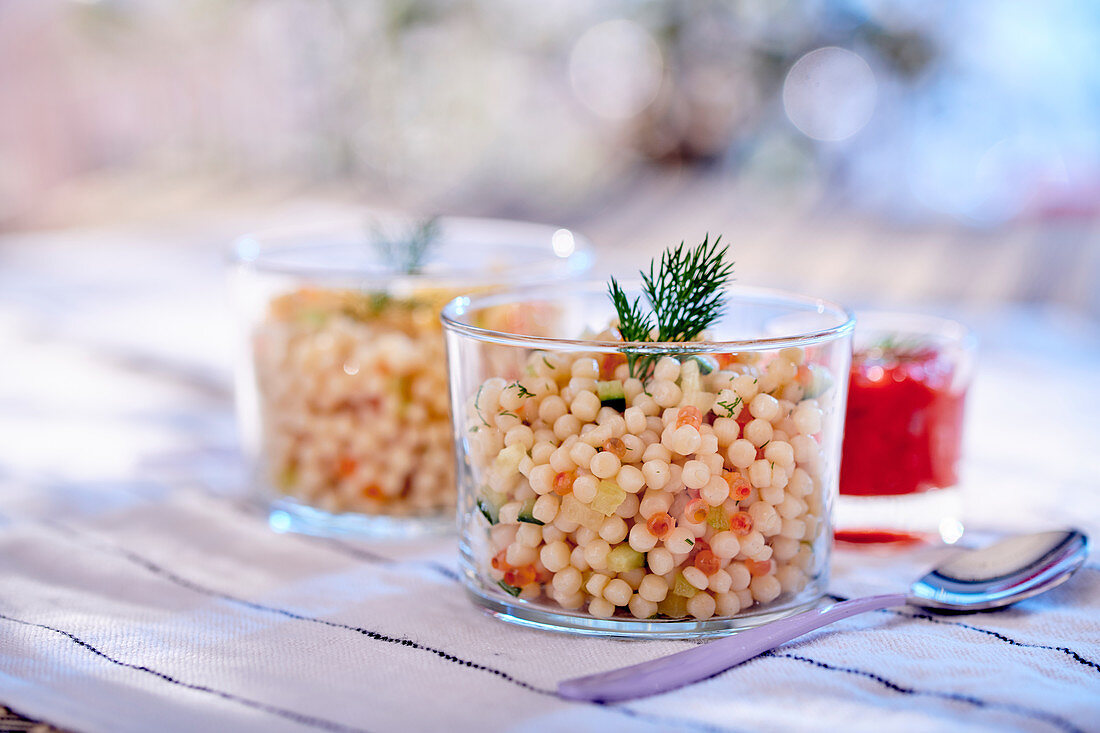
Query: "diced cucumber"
706 506 729 531
492 443 526 478
596 380 626 411
679 367 701 397
801 364 833 399
560 494 606 532
672 570 698 598
497 580 522 597
517 497 544 525
391 375 412 417
477 488 507 525
477 499 499 525
657 593 689 618
591 480 626 517
296 309 328 327
606 544 645 573
276 463 297 491
683 354 717 375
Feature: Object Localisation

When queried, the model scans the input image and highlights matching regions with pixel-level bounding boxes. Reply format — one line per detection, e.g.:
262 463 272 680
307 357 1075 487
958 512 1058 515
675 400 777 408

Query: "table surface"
1 206 1098 732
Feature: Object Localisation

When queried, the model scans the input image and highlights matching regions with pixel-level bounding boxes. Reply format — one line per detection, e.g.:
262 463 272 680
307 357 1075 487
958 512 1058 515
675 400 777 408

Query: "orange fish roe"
602 437 627 459
491 550 511 572
694 549 721 576
505 564 537 587
675 405 702 429
337 456 358 478
726 471 752 501
685 498 709 524
599 353 626 380
361 484 386 501
729 510 754 536
746 558 774 577
646 512 674 539
553 471 575 496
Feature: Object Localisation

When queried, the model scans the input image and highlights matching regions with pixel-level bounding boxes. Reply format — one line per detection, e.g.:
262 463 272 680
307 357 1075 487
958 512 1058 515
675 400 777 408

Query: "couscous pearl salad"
467 345 829 620
457 237 839 622
254 287 456 516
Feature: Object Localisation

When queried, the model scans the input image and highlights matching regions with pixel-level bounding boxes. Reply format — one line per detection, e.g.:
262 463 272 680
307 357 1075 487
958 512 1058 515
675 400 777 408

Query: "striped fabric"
0 481 1097 732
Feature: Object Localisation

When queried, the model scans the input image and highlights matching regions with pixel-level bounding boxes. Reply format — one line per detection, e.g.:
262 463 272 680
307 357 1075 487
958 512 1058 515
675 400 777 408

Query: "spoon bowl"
558 529 1089 703
907 529 1087 611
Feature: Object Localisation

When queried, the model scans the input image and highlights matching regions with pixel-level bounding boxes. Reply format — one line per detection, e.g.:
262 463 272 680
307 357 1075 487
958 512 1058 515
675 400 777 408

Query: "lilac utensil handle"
558 593 908 703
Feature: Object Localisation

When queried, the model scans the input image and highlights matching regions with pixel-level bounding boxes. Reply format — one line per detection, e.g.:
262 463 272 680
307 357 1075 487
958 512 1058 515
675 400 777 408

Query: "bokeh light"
552 228 576 258
569 19 664 120
783 47 877 142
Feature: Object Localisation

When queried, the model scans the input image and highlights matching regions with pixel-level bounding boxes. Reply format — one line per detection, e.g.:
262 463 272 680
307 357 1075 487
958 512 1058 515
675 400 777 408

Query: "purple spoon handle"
558 593 908 703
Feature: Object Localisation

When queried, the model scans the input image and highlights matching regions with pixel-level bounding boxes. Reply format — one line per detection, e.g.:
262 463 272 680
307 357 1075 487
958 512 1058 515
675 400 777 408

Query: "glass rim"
852 309 978 350
441 281 856 352
229 214 593 285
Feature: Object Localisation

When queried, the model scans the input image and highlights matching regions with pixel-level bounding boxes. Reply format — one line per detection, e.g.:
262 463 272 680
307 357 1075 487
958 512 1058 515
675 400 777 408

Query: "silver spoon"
559 528 1088 703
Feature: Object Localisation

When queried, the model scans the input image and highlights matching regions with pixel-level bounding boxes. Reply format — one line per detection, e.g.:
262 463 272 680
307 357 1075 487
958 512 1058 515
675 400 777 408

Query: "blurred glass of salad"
232 215 591 538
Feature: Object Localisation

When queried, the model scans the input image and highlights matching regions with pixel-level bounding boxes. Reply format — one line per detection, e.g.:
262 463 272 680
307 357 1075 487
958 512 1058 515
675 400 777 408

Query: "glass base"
835 487 964 545
463 575 824 639
268 497 454 539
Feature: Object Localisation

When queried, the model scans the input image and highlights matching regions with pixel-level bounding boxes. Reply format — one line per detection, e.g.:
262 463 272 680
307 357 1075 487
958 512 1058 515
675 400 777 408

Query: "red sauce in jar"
839 344 966 498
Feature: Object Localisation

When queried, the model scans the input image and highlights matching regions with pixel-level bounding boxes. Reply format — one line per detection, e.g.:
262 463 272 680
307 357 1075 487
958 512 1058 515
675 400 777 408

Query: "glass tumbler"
442 283 853 637
232 215 591 537
836 311 976 545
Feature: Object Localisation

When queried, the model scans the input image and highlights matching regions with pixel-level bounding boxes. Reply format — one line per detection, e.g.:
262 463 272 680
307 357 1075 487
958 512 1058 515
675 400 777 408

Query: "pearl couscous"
253 287 456 516
464 332 833 621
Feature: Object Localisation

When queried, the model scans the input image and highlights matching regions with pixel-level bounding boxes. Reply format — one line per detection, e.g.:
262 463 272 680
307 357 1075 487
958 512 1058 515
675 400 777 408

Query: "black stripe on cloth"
42 515 1083 733
302 535 462 583
50 534 551 696
42 524 747 733
826 594 1100 674
766 651 1084 733
0 611 368 733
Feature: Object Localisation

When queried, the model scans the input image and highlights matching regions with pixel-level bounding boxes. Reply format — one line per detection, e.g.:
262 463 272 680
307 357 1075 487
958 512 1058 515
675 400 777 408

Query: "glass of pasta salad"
232 215 591 537
442 237 854 636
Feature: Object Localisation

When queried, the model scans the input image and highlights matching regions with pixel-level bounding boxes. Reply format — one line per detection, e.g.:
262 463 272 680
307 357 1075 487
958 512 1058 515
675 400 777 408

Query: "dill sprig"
371 216 441 275
644 235 734 342
508 381 534 399
862 334 930 362
608 276 655 378
716 396 743 418
608 235 734 380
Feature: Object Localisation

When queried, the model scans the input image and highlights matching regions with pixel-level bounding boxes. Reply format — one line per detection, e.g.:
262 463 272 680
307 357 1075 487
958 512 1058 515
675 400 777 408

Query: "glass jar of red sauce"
836 313 976 545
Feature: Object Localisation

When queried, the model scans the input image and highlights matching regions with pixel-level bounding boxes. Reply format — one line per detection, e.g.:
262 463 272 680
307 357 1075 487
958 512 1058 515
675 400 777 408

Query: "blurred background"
2 0 1099 493
3 1 1100 324
5 0 1100 228
3 0 1099 312
4 1 1100 288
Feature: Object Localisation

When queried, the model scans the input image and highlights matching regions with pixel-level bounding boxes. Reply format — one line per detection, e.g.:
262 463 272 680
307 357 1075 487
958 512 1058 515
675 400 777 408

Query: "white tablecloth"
2 482 1097 733
1 219 1098 732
